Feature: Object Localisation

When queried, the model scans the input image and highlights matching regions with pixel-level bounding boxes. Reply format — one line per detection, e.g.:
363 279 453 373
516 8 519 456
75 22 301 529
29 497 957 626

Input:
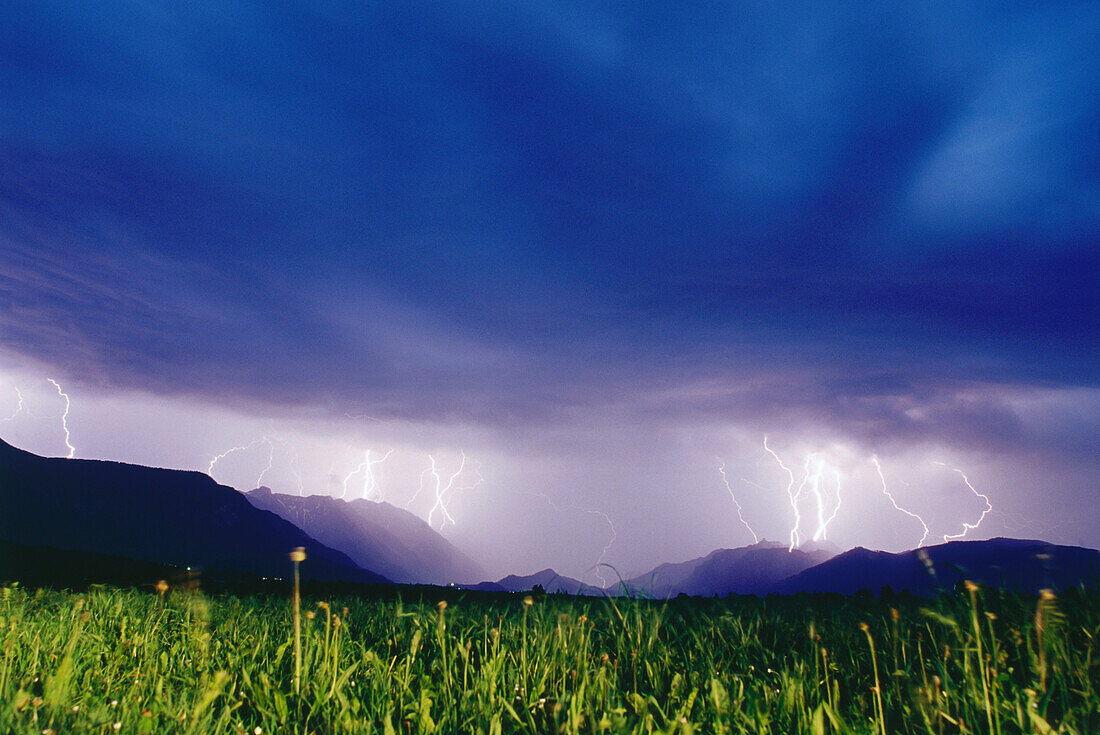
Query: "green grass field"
1 581 1097 733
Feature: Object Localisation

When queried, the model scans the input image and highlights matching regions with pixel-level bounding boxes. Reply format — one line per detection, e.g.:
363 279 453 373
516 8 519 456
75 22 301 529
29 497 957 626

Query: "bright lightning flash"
763 437 845 550
424 453 481 531
717 461 758 543
47 379 75 459
340 448 394 501
872 456 930 547
204 440 261 479
208 435 305 491
763 436 801 551
936 462 993 542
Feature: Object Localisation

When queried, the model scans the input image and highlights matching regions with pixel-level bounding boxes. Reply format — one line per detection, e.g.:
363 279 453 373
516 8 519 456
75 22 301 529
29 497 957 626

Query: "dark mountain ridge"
770 538 1100 595
245 487 484 585
0 438 385 585
620 540 836 598
466 568 605 596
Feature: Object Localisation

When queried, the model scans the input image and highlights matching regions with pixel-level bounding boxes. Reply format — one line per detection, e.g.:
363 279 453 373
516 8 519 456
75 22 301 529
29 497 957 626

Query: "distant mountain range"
0 438 385 585
466 568 605 596
3 438 1098 598
466 537 1099 598
617 540 836 597
771 538 1100 596
245 487 484 585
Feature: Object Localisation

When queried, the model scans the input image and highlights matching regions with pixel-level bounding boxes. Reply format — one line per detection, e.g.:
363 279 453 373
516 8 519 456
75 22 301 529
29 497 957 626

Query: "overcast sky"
1 1 1097 582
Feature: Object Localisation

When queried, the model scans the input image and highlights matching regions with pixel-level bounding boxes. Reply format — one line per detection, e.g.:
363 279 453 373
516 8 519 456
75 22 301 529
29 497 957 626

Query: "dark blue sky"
1 2 1097 577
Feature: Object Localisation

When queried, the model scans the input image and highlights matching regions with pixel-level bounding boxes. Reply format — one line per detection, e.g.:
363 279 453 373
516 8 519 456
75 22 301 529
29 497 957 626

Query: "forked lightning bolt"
763 436 802 551
208 436 306 491
936 462 993 542
798 456 827 542
423 453 481 530
872 456 930 547
340 448 393 501
717 461 758 543
47 379 75 459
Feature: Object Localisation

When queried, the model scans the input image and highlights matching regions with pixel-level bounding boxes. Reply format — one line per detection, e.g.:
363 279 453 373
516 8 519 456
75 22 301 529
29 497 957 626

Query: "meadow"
1 580 1097 733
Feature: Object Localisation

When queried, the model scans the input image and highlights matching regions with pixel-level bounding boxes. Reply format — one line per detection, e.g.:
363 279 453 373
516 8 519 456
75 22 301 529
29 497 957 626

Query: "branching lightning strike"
423 453 481 531
872 456 930 547
47 379 75 459
935 462 993 542
763 436 801 551
340 448 394 501
799 456 827 542
717 461 758 543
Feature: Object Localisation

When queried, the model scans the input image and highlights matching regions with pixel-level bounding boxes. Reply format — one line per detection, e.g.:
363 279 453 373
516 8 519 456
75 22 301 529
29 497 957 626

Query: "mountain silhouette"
245 487 484 585
467 568 605 596
0 438 386 585
621 540 836 597
770 538 1100 595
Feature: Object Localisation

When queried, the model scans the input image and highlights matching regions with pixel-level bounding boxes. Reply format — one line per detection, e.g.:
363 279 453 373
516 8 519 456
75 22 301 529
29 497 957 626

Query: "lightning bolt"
872 456 929 547
763 436 801 551
256 440 275 487
821 468 842 540
799 456 828 542
343 412 383 423
289 447 305 496
207 438 266 480
936 462 993 542
517 490 617 588
2 387 24 422
46 379 75 459
404 466 432 510
340 448 393 501
717 461 758 543
425 452 481 530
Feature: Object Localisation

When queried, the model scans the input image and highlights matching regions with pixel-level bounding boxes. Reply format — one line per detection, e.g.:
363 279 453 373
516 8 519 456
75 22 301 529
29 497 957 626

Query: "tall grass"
0 581 1097 733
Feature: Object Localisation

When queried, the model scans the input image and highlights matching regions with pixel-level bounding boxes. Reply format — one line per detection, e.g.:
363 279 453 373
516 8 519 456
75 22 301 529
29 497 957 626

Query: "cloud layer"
1 2 1097 575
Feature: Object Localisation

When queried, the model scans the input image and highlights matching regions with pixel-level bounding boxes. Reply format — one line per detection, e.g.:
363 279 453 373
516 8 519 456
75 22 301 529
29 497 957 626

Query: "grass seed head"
289 547 306 563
